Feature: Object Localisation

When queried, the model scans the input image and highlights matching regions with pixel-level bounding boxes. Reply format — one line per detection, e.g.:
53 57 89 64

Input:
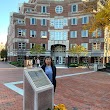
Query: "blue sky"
0 0 29 44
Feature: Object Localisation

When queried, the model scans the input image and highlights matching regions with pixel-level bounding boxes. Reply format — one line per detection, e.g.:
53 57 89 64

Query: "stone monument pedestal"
23 68 54 110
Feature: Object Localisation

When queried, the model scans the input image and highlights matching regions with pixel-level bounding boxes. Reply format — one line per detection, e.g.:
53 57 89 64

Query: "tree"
83 0 110 32
0 49 7 59
30 44 46 57
69 45 88 64
82 0 98 14
83 0 110 63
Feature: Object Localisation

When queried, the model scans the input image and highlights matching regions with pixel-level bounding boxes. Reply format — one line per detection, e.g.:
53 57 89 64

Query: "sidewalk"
0 61 16 68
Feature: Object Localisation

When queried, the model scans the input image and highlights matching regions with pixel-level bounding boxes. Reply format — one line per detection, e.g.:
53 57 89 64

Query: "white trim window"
41 19 47 26
26 8 32 12
41 6 47 13
50 19 54 26
92 43 101 50
30 43 35 49
70 43 77 48
30 30 36 37
17 19 25 24
71 18 77 25
50 18 68 28
50 31 67 40
18 42 26 49
81 30 88 37
71 4 78 12
18 29 26 36
55 5 63 14
63 18 68 26
30 18 36 25
70 31 77 38
81 43 88 50
26 8 34 12
41 31 47 38
92 31 96 37
82 16 89 24
92 29 102 37
97 30 102 37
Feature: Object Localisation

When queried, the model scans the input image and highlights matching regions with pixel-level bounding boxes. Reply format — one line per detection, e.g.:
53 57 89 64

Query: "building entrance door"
59 56 63 64
51 44 66 65
56 56 63 64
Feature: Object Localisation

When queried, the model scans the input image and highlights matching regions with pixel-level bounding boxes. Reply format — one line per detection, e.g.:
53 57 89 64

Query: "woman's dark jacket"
41 65 56 91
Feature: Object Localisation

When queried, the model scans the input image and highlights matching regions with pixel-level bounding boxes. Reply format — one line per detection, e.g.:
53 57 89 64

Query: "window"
41 6 47 13
92 43 101 50
17 19 25 24
81 43 88 50
41 19 47 26
81 30 88 37
50 19 68 28
63 18 68 26
41 44 46 49
82 16 89 24
30 18 36 25
71 18 77 25
54 19 63 29
70 31 77 38
55 5 63 14
50 31 68 40
18 29 26 36
41 31 47 38
92 29 102 37
30 43 35 49
30 30 36 37
71 4 78 12
18 42 26 49
92 31 96 37
26 8 34 12
98 30 101 36
50 19 54 26
26 8 32 12
70 44 76 48
17 56 23 61
50 19 68 29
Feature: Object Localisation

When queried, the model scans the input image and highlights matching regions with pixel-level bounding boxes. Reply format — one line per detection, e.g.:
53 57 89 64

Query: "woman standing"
41 56 56 92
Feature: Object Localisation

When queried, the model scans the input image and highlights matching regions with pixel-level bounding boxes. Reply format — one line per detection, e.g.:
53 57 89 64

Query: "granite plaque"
28 70 50 88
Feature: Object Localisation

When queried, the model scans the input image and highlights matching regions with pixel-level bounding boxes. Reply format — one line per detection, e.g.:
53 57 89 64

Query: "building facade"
7 0 108 65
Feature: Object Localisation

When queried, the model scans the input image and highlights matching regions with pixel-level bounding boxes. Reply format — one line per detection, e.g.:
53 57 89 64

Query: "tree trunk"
77 56 80 64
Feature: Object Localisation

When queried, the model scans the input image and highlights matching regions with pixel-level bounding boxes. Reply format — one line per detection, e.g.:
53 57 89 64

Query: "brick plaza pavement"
0 61 110 110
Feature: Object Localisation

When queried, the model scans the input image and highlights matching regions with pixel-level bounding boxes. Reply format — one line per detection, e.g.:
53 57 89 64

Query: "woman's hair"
43 56 54 66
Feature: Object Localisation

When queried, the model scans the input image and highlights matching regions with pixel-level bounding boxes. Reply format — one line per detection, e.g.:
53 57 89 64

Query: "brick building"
7 0 109 65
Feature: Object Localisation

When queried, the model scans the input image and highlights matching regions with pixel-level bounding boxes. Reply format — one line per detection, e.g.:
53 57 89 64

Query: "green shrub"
69 62 87 67
10 61 24 67
106 63 110 68
69 63 78 67
78 62 87 66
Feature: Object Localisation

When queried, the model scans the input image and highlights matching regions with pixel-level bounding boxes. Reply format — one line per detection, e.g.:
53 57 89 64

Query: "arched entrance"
51 44 66 64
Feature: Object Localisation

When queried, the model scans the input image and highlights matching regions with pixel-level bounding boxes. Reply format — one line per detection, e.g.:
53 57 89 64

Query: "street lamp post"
68 55 70 68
